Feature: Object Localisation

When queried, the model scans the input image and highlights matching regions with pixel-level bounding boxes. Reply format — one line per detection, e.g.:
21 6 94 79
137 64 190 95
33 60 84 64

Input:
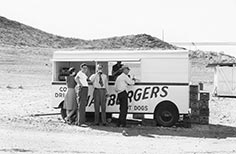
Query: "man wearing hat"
115 65 135 127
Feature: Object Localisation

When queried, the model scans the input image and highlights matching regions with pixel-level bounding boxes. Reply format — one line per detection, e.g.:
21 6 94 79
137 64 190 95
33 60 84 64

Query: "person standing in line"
63 67 77 124
75 63 89 127
90 64 109 126
115 65 135 127
112 61 123 81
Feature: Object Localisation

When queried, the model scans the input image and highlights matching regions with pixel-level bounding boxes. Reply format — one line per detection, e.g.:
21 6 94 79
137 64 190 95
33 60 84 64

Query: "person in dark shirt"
63 67 77 124
112 61 123 80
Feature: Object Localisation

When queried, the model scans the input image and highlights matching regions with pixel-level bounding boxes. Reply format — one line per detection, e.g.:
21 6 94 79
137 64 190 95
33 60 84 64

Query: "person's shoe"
94 123 99 126
102 123 107 126
78 123 88 127
67 121 73 125
74 121 79 125
122 130 128 136
63 118 67 123
64 117 72 124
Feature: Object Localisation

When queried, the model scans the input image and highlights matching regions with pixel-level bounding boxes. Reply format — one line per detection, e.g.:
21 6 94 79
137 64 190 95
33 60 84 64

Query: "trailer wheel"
154 101 179 127
59 101 67 120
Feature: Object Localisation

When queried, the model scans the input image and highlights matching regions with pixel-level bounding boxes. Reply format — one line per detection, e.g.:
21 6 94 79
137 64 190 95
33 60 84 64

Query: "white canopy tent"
208 63 236 97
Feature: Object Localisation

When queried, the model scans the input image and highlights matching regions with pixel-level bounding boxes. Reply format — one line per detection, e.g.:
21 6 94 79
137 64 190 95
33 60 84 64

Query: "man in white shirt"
90 64 109 126
115 65 135 127
75 63 89 127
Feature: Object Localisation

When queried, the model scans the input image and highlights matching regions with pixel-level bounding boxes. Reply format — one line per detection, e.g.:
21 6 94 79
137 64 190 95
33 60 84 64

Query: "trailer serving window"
52 60 140 82
107 61 141 82
53 61 96 81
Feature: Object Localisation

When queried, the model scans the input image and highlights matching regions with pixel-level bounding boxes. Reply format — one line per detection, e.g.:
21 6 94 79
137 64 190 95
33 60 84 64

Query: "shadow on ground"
11 114 236 139
89 118 236 139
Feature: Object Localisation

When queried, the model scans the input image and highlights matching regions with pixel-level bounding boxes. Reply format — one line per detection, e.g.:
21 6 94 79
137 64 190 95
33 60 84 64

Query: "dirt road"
1 123 236 154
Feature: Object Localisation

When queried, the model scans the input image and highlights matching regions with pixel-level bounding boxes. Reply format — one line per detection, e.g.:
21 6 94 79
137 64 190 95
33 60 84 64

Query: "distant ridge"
0 16 85 48
0 16 178 49
82 34 178 50
172 42 236 46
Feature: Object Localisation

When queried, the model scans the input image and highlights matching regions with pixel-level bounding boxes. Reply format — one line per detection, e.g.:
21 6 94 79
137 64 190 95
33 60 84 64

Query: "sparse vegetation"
6 85 13 89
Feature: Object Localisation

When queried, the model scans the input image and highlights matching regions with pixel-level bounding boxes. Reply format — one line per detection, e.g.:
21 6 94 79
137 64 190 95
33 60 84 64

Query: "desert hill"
0 16 85 48
0 16 177 49
1 16 235 58
0 15 235 73
80 34 178 50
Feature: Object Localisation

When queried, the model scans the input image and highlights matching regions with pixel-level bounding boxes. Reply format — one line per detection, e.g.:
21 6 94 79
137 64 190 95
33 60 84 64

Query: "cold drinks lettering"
55 87 67 98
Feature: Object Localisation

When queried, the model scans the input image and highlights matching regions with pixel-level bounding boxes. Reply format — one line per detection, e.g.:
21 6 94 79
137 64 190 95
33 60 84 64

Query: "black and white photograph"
0 0 236 153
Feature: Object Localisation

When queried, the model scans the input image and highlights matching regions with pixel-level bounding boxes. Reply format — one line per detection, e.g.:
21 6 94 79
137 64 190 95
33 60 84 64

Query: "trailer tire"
154 101 179 127
58 101 67 120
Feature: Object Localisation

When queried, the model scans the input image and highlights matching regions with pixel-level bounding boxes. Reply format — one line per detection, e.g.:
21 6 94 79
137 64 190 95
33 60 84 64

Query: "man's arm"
89 74 96 83
125 75 135 85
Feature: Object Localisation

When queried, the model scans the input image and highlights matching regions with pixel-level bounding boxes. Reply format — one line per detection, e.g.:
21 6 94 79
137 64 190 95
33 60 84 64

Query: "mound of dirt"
0 16 85 48
81 34 179 50
0 16 178 50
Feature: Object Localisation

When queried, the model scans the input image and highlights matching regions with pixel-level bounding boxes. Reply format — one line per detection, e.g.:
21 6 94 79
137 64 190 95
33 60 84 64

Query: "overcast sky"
1 0 236 42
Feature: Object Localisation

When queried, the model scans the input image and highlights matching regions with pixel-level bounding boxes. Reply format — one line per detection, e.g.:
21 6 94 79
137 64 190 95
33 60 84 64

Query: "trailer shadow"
89 118 236 139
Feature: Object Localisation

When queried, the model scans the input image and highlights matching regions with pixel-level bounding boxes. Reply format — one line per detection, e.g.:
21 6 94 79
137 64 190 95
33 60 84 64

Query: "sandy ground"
1 47 236 154
1 125 236 154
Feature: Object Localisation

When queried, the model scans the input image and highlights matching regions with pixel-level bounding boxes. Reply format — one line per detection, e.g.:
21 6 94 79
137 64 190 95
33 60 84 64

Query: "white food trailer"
51 50 190 127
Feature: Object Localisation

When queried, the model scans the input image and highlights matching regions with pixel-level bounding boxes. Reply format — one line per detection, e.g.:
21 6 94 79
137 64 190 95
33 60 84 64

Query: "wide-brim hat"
121 65 130 70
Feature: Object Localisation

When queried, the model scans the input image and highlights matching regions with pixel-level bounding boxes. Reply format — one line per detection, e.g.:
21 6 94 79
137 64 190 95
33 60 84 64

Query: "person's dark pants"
117 90 128 127
78 87 88 125
93 88 107 124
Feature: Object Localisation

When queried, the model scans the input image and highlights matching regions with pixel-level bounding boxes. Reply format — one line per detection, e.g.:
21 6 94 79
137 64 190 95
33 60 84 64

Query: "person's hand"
131 75 137 81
